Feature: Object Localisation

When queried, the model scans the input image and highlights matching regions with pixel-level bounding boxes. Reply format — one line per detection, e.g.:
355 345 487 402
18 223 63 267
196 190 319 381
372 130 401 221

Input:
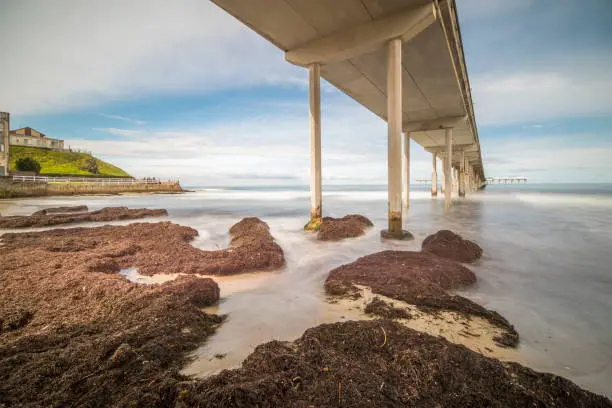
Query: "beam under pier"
444 128 453 209
382 38 411 240
305 63 322 231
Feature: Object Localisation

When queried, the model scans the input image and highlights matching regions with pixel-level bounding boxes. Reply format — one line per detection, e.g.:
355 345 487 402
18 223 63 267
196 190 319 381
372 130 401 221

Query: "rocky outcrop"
0 206 167 228
325 250 517 347
1 218 284 277
422 229 483 263
179 320 611 407
163 275 221 308
0 221 223 407
316 214 373 241
32 205 88 216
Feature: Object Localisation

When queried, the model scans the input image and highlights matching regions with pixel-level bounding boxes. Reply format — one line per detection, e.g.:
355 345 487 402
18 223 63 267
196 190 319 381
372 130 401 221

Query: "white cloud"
0 0 303 115
99 114 145 125
472 62 612 124
64 99 437 185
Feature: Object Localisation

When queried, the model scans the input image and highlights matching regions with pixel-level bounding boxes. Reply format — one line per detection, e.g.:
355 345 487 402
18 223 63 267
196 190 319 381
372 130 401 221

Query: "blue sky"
1 0 611 184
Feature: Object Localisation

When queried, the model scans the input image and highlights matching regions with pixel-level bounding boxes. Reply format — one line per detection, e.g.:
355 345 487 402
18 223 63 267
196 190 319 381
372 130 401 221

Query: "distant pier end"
486 177 528 184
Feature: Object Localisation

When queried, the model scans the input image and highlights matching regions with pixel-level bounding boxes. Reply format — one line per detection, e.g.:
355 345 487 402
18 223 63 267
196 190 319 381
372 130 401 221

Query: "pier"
212 0 485 238
486 177 528 184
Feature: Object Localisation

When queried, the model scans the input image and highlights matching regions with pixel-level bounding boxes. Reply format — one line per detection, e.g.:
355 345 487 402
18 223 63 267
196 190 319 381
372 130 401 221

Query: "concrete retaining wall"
0 179 183 198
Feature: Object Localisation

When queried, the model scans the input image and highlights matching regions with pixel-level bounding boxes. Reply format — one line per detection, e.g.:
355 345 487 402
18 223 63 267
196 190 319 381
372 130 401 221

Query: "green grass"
9 146 131 178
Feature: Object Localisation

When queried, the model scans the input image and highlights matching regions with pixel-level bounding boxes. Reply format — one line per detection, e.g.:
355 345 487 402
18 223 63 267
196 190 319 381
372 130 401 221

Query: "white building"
9 127 64 149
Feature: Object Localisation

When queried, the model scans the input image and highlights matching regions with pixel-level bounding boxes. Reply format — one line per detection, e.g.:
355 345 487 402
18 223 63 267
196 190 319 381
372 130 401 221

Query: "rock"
380 229 414 240
0 206 167 229
163 275 220 307
32 205 88 216
316 214 373 241
180 320 612 407
325 250 518 347
1 217 284 277
0 221 225 406
422 229 483 263
229 217 274 247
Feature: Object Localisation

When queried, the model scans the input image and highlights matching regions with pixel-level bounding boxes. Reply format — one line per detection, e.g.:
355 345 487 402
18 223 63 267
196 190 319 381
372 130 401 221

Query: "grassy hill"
9 146 131 178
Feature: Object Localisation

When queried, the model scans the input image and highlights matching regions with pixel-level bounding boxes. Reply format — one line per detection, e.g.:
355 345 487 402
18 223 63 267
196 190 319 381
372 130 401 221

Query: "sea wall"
0 178 183 198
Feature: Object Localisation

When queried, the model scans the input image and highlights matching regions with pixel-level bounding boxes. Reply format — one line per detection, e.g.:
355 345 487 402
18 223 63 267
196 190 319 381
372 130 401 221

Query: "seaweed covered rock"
364 297 411 319
179 320 611 407
0 206 167 228
0 222 224 407
325 250 518 347
163 275 220 307
1 218 284 277
32 205 88 216
316 214 373 241
422 229 483 263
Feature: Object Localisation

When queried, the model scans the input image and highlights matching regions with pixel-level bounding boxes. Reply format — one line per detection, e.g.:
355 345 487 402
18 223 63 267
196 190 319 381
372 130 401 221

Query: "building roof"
10 127 47 138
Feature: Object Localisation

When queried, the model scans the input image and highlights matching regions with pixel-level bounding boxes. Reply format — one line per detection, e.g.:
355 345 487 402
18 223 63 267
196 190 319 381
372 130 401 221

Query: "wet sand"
330 284 519 360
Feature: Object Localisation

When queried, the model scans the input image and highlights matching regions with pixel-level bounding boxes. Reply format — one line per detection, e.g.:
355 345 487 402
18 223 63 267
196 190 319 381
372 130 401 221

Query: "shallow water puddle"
120 268 178 284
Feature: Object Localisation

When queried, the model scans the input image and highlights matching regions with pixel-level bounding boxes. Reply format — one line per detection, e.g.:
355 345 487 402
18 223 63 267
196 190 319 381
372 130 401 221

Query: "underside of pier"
212 0 486 236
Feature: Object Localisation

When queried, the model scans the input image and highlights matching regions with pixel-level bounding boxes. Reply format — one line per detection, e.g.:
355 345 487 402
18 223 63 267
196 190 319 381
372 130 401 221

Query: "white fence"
12 175 162 184
53 147 93 155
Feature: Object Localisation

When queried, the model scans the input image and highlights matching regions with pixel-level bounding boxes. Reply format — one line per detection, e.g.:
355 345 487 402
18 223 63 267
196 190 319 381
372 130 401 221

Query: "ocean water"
1 183 611 396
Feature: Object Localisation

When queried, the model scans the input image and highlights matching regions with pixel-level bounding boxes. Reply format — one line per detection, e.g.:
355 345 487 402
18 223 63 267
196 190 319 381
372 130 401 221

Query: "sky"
1 0 611 185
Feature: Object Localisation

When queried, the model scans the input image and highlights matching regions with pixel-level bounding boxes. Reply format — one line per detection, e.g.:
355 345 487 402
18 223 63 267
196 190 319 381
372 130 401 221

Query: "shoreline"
1 202 610 405
0 178 184 198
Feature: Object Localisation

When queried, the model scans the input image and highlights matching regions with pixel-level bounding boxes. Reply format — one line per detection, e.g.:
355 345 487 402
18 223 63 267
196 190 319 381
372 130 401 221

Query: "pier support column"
305 63 322 231
431 152 438 197
459 151 465 197
402 131 410 209
464 159 469 193
382 38 411 240
444 128 453 209
466 158 471 193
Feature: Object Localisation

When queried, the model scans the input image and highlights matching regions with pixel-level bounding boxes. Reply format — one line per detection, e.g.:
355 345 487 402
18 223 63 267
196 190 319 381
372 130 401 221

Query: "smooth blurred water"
1 183 611 396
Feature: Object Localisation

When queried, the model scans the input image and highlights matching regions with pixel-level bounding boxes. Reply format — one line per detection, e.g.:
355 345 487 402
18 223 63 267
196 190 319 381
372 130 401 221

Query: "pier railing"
11 176 164 184
485 177 527 184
